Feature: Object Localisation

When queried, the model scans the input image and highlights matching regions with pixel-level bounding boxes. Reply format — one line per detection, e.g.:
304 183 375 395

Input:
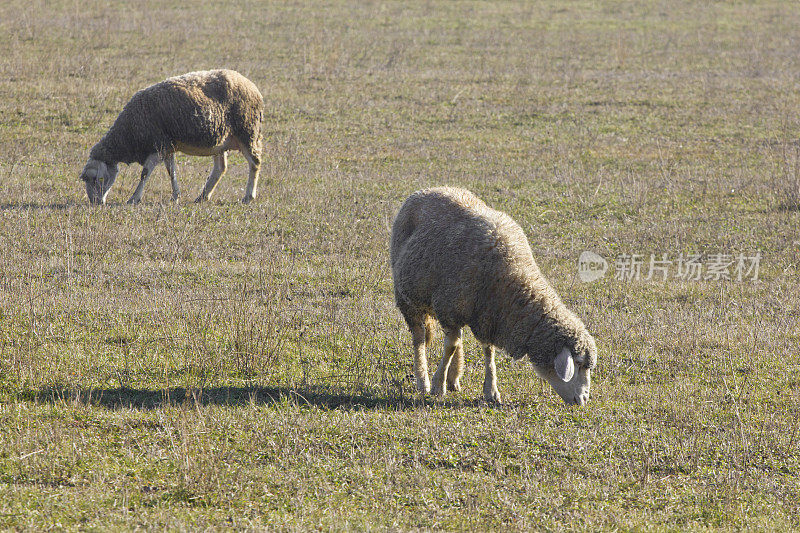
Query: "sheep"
79 69 264 205
390 187 597 406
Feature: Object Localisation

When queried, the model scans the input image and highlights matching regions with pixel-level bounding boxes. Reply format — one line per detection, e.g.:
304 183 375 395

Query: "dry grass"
1 0 799 530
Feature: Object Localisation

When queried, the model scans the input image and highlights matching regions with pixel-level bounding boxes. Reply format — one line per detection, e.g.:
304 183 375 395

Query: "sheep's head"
80 159 118 205
535 331 597 406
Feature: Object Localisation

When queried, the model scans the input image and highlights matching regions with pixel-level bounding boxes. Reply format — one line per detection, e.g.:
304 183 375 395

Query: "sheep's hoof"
447 379 461 392
431 383 445 398
484 390 503 405
194 195 206 204
242 195 255 204
126 198 140 205
416 376 431 394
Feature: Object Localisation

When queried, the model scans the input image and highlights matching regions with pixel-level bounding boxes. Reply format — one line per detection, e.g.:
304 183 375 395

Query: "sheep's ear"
81 160 105 182
554 347 575 382
81 166 97 181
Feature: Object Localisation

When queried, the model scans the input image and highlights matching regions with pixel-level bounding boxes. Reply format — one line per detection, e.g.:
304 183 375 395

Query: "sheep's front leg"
483 344 502 404
164 153 180 202
99 164 120 204
195 152 228 203
128 153 161 205
411 321 431 395
432 328 462 397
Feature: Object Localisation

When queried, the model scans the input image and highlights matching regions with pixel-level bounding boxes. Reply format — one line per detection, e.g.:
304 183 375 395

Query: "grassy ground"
1 0 799 530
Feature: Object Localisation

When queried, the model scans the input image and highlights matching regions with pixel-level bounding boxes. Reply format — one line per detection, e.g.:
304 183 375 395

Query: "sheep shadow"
17 385 497 412
0 201 83 211
775 203 800 213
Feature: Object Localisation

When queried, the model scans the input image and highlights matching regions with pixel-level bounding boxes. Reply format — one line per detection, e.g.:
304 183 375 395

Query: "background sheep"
79 69 264 205
390 187 598 405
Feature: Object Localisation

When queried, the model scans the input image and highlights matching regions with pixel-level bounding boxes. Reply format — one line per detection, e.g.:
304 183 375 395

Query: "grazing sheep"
390 187 597 406
79 69 264 205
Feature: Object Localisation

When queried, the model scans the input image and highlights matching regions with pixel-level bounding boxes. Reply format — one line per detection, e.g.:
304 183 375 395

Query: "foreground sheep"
79 69 264 205
390 187 597 405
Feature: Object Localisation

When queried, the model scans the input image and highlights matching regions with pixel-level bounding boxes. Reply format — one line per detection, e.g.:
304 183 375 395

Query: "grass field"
1 0 799 529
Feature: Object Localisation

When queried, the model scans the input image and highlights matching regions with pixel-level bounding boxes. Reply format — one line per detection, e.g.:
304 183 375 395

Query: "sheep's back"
115 70 262 156
391 187 540 328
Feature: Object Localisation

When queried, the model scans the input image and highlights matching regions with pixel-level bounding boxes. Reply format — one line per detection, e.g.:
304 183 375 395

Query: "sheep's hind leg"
483 345 502 404
128 153 161 205
164 153 180 202
431 328 462 397
195 152 228 203
410 318 432 395
446 329 464 392
240 144 261 204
